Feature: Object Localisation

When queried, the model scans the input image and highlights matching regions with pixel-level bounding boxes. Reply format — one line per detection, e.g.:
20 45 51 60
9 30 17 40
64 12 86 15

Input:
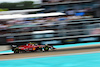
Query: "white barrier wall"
0 45 10 51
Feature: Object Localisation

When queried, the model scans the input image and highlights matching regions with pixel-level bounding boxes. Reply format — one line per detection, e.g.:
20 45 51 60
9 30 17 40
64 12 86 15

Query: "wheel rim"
44 46 49 51
15 49 19 53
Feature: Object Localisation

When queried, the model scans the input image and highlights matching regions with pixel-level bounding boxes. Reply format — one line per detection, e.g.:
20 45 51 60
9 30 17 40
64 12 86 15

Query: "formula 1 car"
12 43 56 53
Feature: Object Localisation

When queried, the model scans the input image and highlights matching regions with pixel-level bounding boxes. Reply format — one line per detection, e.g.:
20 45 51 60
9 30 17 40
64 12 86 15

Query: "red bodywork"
17 44 55 51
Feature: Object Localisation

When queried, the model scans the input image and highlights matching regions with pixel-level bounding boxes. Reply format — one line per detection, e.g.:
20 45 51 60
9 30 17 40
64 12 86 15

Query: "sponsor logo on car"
29 48 33 50
19 47 25 49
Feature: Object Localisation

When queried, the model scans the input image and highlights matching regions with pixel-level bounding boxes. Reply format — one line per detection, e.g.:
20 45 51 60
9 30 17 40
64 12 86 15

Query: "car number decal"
29 48 32 50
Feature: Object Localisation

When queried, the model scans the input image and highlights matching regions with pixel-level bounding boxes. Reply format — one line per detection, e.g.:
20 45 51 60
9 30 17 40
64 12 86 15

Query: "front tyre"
44 46 49 51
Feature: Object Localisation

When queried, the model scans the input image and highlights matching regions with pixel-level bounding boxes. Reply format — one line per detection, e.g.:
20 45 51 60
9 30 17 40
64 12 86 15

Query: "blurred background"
0 0 100 47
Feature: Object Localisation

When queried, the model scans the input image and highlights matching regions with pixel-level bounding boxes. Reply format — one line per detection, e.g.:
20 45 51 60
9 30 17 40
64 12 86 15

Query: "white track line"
1 51 100 61
0 52 14 54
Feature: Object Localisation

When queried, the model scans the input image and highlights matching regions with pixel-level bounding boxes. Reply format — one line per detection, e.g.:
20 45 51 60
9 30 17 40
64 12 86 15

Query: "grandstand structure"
40 0 100 17
41 0 94 12
0 17 100 45
0 0 100 45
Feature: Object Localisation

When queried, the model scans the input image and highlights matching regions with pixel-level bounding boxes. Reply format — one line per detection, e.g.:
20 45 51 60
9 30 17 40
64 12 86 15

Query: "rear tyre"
14 48 20 53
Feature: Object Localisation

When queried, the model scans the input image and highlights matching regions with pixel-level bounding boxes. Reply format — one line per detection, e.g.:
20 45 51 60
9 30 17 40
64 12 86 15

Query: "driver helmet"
32 43 36 46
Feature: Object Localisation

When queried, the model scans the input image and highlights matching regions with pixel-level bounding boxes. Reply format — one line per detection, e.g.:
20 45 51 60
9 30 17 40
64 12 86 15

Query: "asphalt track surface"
1 44 100 60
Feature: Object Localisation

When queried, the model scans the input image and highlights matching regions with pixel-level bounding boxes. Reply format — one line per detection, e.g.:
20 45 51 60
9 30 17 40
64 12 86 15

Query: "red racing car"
12 43 56 53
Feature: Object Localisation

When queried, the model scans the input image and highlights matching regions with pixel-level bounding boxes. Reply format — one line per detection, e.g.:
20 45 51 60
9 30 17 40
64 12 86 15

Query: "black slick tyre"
44 46 49 51
14 48 20 53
